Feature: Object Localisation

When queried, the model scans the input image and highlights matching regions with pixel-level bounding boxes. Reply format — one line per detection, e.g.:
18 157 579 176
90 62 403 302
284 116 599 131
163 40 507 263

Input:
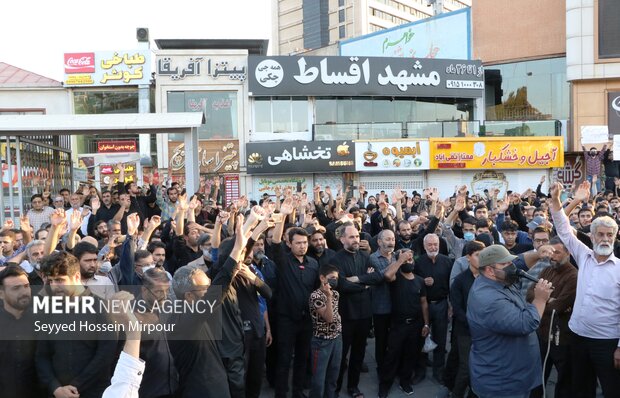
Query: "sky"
0 0 272 81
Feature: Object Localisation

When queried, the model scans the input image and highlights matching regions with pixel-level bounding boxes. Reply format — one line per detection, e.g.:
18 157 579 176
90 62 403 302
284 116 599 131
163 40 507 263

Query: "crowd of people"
0 161 619 398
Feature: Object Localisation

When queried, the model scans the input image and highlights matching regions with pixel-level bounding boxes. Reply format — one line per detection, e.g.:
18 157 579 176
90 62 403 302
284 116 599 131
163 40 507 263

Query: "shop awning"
0 112 205 136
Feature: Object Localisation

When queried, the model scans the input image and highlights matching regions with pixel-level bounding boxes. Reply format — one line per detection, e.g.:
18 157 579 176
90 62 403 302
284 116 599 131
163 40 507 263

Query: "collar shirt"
551 207 620 344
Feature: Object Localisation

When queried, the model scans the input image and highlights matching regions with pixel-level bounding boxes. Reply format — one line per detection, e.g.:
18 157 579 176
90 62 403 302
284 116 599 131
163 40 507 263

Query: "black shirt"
505 243 534 255
307 247 336 268
95 203 121 223
333 249 383 320
272 242 319 321
170 236 202 274
450 268 476 336
390 272 426 321
414 253 453 302
0 306 42 398
167 256 236 398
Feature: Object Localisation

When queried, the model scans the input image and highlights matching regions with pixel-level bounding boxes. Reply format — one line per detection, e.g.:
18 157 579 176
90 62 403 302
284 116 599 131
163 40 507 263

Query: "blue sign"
340 8 470 60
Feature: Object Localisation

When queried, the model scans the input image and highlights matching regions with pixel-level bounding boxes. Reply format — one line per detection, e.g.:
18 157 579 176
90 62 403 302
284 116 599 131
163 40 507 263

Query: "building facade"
274 0 471 56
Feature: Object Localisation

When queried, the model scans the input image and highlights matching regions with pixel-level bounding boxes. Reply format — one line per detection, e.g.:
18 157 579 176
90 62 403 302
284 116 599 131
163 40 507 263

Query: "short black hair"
462 217 477 227
0 265 28 287
59 188 70 194
287 227 309 243
147 241 166 253
30 193 43 202
41 251 80 278
319 264 339 277
464 240 485 255
72 242 98 260
134 250 152 264
475 218 491 230
501 220 519 233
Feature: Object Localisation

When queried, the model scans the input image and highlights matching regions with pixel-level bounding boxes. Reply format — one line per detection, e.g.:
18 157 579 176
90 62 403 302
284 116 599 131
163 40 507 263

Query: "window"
338 0 345 6
253 97 310 138
167 91 238 139
485 57 569 121
73 90 138 114
339 25 346 39
339 9 345 23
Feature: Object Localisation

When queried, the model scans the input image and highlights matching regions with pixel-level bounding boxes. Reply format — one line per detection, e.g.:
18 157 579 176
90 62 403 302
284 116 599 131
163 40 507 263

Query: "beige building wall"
472 0 565 65
572 79 620 151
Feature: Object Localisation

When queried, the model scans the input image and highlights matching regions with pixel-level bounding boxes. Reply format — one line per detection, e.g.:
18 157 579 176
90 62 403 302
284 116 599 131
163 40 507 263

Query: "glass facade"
315 97 473 125
255 97 309 134
73 90 139 153
167 91 238 140
485 57 569 121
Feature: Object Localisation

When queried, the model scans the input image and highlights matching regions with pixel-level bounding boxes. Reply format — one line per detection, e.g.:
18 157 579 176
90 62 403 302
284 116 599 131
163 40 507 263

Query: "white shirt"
65 207 91 236
551 208 620 346
102 351 145 398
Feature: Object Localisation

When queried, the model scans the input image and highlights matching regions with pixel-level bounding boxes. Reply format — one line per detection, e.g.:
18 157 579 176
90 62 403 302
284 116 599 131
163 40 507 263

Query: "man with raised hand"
549 180 620 398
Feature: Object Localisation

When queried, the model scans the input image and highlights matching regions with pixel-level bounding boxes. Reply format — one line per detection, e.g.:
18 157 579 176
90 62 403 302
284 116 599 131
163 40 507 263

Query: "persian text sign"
63 50 151 87
246 141 356 174
429 137 564 169
354 140 430 171
97 140 137 153
168 140 239 174
249 56 483 98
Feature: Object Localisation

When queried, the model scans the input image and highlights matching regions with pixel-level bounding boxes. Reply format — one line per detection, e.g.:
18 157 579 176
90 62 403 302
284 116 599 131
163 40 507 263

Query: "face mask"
142 265 156 273
401 262 415 273
99 261 112 274
327 277 338 289
494 264 519 286
202 248 213 262
463 232 475 241
590 151 597 156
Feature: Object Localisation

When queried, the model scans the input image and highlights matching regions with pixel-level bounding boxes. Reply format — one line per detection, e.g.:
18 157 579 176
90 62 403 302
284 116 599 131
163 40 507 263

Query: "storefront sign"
249 56 483 98
354 140 430 171
156 56 246 82
64 50 151 86
429 137 564 169
340 8 470 59
246 141 356 174
554 154 584 190
253 175 313 198
168 140 239 174
100 163 137 184
97 140 137 153
608 92 620 135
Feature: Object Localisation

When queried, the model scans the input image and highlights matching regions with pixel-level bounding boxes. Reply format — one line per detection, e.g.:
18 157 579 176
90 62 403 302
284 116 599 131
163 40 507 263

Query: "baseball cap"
526 215 546 230
478 245 517 268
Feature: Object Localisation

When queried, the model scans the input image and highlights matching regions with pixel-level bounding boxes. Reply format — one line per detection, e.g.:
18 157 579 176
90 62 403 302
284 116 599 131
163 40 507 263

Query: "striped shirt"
27 206 55 231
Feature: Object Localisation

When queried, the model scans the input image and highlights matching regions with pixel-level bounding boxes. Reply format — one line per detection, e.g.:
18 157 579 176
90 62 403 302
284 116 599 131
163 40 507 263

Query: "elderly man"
413 233 453 383
549 181 620 398
467 245 553 398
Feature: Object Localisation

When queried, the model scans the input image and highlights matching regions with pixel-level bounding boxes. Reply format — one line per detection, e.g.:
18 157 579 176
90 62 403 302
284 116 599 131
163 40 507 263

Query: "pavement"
260 336 565 398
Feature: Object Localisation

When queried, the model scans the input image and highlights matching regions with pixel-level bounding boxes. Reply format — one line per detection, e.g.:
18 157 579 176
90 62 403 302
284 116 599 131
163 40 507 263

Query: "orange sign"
429 137 564 169
168 140 239 174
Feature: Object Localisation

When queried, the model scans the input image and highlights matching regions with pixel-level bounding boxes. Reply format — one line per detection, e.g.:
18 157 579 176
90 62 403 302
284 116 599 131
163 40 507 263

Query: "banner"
340 8 470 60
609 92 620 135
97 140 137 153
354 140 430 171
429 137 564 169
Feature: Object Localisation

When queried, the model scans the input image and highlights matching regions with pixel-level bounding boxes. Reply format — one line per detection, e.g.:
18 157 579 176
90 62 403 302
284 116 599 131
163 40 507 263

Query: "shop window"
73 90 138 115
252 97 310 140
167 91 238 140
485 57 569 121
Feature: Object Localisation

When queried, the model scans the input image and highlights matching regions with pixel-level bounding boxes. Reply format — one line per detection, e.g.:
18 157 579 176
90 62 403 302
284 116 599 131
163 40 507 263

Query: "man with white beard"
549 181 620 398
413 233 453 384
